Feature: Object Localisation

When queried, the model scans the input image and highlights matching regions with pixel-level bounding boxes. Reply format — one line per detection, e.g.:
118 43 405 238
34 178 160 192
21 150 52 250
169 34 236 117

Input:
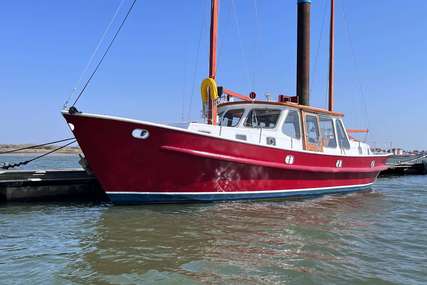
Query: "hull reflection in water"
66 191 391 284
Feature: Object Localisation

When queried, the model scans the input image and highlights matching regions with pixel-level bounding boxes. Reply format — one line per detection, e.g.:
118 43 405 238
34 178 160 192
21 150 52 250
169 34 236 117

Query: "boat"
62 0 389 204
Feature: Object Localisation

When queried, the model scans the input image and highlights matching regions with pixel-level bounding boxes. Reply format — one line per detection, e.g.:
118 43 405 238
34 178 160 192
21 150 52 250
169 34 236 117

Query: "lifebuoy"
200 78 218 104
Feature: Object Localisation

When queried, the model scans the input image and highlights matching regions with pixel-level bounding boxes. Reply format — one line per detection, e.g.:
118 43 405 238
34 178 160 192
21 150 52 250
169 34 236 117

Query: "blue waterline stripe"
107 184 372 205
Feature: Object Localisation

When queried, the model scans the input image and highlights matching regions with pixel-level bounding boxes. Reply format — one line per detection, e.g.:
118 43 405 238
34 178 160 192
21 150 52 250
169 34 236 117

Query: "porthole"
285 155 295 165
336 160 343 168
132 129 150 140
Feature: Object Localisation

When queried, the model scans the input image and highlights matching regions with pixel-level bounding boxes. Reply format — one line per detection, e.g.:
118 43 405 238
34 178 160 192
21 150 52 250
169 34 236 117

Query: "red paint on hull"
63 113 388 198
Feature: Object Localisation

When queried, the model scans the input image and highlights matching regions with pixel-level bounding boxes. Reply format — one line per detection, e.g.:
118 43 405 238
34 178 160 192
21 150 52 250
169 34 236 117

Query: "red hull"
63 112 388 204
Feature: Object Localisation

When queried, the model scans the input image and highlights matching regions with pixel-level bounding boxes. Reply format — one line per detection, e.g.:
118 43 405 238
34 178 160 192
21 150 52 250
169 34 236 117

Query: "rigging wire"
252 0 260 91
71 0 138 107
187 0 209 121
216 0 227 81
339 3 370 142
180 78 186 121
1 141 77 170
64 0 127 108
310 0 328 108
231 0 253 91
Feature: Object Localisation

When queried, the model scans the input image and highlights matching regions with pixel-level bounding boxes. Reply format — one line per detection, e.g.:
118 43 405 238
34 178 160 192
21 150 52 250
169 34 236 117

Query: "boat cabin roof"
218 101 344 117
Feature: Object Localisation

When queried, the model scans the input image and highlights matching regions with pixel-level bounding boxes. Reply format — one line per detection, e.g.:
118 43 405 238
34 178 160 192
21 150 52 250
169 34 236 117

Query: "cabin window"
244 109 281 129
217 111 224 120
319 117 337 148
282 110 301 139
219 109 245 127
336 119 350 149
305 115 320 145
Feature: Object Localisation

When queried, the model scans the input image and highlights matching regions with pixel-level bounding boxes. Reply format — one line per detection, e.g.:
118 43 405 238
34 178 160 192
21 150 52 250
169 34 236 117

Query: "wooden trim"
300 110 307 151
223 89 253 102
301 111 323 153
218 101 344 117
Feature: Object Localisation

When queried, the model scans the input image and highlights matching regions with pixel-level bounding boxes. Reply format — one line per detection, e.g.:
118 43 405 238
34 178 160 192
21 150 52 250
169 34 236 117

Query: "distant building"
391 148 404 155
370 147 426 156
371 147 387 154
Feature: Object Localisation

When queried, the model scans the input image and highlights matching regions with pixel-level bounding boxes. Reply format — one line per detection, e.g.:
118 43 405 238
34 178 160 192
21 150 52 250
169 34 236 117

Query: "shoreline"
0 152 80 156
0 144 81 155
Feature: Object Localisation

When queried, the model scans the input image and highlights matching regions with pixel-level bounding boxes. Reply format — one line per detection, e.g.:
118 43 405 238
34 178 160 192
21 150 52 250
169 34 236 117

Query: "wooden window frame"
301 111 324 152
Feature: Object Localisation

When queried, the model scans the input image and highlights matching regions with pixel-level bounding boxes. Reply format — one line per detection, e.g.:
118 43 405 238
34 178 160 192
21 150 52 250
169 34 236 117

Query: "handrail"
347 129 369 133
223 89 253 102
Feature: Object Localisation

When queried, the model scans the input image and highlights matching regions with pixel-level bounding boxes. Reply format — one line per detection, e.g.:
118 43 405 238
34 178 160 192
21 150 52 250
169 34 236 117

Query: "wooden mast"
209 0 218 80
207 0 219 125
328 0 335 111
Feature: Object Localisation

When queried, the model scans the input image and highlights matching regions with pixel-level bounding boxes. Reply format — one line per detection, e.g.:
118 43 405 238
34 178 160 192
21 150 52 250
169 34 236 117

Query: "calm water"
0 155 426 284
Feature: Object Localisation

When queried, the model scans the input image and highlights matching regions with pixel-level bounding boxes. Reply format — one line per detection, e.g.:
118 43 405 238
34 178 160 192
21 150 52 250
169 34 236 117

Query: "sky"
0 0 426 150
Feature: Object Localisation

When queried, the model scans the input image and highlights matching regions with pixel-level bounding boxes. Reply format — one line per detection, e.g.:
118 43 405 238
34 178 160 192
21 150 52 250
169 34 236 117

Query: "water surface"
0 156 426 284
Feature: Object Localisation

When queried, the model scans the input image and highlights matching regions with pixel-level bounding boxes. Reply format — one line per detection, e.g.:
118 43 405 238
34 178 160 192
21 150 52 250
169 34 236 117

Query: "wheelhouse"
188 101 370 156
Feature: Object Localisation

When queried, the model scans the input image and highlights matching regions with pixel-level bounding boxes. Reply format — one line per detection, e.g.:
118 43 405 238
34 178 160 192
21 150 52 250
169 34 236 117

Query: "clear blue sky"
1 0 426 150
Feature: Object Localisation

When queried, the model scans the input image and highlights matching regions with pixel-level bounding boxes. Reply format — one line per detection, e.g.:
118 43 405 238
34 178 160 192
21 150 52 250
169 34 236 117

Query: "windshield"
282 109 301 139
336 119 350 149
319 116 337 148
244 109 281 129
305 115 320 145
219 109 245 127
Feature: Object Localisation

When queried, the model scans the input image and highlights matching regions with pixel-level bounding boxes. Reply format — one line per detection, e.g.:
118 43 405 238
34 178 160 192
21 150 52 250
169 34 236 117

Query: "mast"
207 0 219 124
328 0 335 111
296 0 311 106
209 0 218 79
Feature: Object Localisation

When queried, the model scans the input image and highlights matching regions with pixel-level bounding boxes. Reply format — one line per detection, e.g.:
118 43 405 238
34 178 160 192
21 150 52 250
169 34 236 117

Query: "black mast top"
296 0 311 106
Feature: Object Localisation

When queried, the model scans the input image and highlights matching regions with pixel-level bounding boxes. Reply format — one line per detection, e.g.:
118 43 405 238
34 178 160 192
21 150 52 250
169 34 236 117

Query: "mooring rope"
0 138 76 155
1 140 77 170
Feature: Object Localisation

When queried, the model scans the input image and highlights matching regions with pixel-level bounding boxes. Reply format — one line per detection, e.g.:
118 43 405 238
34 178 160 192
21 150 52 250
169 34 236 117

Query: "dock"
380 154 427 176
0 154 426 203
0 169 107 202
